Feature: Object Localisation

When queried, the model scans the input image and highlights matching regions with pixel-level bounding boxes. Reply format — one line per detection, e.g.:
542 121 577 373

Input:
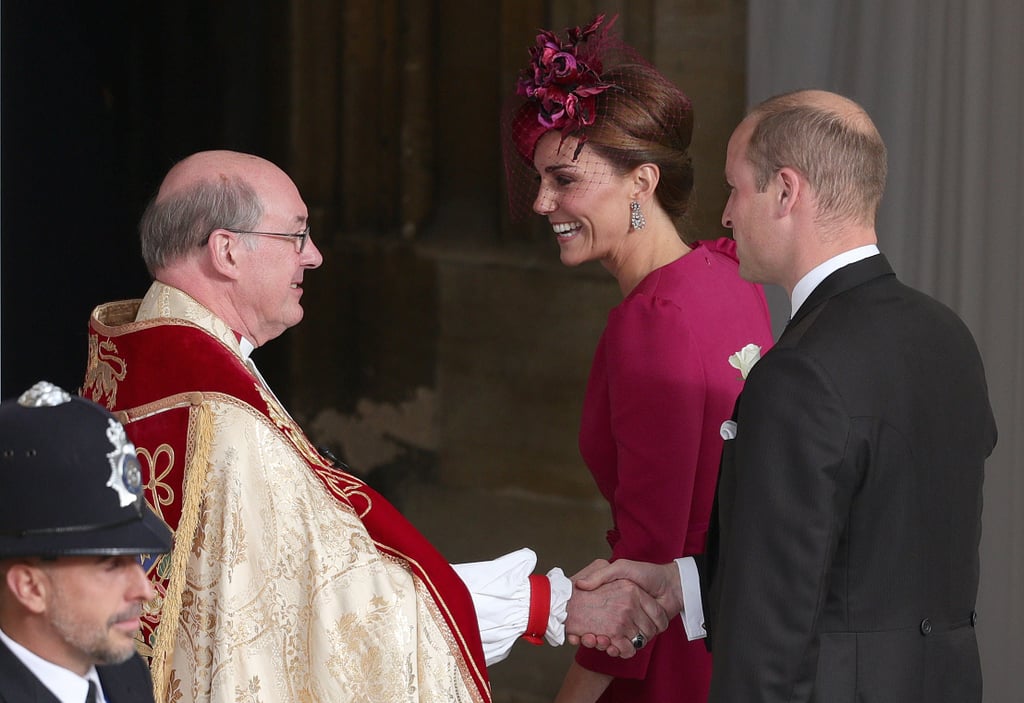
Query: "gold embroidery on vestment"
94 283 489 703
85 335 127 406
255 383 377 517
150 402 215 703
138 443 176 521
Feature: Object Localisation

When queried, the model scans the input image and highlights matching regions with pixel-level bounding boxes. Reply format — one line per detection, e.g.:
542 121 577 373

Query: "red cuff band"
521 573 550 645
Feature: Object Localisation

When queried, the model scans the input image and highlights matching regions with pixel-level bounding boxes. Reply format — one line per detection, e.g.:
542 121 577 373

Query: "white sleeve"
451 548 572 666
676 556 707 641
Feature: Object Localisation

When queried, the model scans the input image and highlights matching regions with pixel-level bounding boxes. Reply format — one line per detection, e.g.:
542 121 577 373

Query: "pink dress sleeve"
575 240 773 690
604 295 706 565
575 292 708 681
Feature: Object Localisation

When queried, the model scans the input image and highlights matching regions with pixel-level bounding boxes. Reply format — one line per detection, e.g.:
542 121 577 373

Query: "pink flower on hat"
515 14 613 156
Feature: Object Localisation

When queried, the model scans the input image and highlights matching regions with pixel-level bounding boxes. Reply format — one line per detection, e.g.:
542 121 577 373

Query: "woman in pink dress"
503 15 775 703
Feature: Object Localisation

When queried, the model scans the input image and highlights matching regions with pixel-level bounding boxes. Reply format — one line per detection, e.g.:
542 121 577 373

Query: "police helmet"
0 381 172 558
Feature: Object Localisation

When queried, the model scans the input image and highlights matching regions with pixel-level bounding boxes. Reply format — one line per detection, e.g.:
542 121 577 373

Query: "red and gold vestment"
84 282 490 703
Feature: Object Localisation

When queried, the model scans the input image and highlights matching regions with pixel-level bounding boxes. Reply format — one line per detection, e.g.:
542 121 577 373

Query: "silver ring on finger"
630 632 647 650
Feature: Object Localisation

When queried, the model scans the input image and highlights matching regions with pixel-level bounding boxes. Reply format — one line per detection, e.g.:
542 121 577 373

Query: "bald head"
751 89 876 131
743 89 887 229
136 150 320 346
156 151 280 204
139 150 299 277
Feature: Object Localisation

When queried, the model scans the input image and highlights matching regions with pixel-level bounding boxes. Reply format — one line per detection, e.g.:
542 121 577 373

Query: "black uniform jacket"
0 637 155 703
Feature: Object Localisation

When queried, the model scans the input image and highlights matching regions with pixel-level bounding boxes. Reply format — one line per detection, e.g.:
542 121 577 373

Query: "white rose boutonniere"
728 343 762 380
719 420 737 440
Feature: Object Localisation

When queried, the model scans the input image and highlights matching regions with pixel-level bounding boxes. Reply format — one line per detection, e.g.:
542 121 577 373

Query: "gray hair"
139 175 263 275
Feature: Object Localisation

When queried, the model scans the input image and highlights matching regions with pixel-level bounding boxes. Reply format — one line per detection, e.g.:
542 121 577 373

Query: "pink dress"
575 238 774 702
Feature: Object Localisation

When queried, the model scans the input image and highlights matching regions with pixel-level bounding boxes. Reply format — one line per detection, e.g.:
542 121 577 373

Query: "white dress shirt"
0 627 106 702
789 245 880 318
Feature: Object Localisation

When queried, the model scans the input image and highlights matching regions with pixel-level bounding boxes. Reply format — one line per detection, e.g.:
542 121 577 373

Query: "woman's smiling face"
531 131 636 268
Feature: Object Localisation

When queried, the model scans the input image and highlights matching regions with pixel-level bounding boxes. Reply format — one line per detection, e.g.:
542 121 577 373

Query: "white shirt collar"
0 627 105 703
238 336 256 361
790 244 880 318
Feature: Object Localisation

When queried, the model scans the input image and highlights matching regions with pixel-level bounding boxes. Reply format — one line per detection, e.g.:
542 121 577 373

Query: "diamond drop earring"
630 200 647 230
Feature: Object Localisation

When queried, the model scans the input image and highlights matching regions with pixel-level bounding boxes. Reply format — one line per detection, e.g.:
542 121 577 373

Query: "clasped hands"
563 558 683 658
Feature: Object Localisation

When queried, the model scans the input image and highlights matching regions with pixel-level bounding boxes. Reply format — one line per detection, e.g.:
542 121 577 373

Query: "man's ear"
205 229 243 280
4 562 49 615
775 167 803 217
632 163 661 203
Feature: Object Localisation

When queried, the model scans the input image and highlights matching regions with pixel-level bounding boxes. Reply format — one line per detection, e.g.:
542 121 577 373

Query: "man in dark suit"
0 382 172 703
573 89 997 702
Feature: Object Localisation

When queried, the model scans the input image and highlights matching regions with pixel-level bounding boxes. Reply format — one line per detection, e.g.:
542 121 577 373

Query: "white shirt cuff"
452 548 569 666
545 566 572 646
676 556 707 641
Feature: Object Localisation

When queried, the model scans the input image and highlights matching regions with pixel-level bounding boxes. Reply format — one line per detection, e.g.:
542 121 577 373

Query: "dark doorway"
1 0 286 397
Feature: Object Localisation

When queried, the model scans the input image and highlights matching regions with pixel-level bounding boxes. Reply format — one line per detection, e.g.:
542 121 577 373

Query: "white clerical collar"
790 244 880 318
238 336 256 361
235 335 291 418
0 627 105 703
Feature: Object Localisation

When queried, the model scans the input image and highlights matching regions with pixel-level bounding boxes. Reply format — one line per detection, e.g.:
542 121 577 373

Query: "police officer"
0 382 172 703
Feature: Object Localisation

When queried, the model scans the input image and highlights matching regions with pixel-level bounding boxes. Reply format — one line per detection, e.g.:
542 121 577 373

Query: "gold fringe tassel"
151 403 215 703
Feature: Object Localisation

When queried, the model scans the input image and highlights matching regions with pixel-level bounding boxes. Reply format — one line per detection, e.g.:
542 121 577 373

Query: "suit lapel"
782 254 895 341
0 640 153 703
0 638 63 703
702 254 896 648
96 655 155 703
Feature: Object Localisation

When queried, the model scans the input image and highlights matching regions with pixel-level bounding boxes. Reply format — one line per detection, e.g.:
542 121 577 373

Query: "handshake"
564 559 684 658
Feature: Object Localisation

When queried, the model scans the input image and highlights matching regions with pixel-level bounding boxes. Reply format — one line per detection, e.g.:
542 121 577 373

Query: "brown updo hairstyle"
583 63 695 223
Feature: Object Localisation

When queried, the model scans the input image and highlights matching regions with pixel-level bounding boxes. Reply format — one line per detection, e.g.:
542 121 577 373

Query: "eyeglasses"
224 225 311 253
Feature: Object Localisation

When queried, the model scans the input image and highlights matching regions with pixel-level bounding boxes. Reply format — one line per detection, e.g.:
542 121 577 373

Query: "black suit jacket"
0 637 155 703
700 255 997 703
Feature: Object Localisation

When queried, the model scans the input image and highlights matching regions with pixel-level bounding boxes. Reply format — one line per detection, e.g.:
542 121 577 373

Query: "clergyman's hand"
564 572 669 658
569 559 683 653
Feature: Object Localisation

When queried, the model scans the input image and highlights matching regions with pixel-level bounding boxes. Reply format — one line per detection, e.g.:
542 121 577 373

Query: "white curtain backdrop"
747 2 1023 701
